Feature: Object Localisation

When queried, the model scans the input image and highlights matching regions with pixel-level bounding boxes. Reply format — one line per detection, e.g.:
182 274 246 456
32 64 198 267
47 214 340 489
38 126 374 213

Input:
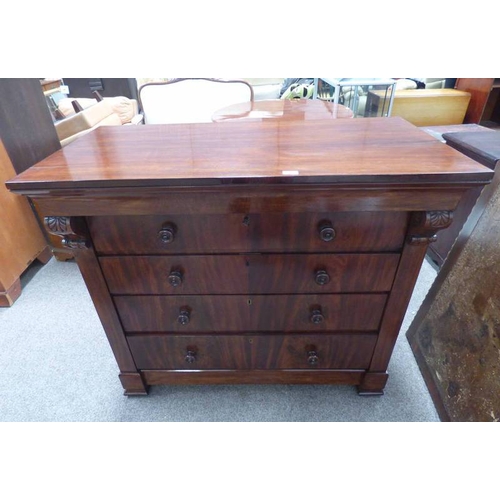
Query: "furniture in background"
0 79 69 262
6 117 492 396
455 78 500 126
239 78 284 100
420 124 497 267
61 78 139 101
55 96 143 147
407 131 500 421
212 99 354 122
40 78 69 121
313 78 397 117
0 79 61 175
368 89 471 127
138 78 254 124
0 140 52 306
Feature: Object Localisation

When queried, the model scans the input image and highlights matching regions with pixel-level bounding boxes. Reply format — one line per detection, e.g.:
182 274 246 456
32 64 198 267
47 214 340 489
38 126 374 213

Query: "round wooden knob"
315 270 330 285
158 223 176 244
168 270 183 287
307 350 319 366
185 350 196 363
310 308 324 324
318 221 336 242
178 308 190 325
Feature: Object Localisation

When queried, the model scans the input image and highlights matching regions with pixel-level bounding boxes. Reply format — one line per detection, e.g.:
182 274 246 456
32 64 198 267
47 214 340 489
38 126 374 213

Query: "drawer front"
89 211 408 254
102 253 400 295
114 294 387 333
127 333 378 370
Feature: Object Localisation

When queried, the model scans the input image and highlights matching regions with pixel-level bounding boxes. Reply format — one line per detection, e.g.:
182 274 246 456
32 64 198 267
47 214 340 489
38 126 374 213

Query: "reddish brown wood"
101 253 400 295
427 186 484 266
142 369 365 386
71 100 84 113
28 186 472 217
118 372 148 396
127 334 378 370
368 210 453 375
6 118 492 191
5 119 492 396
358 372 389 396
0 278 22 307
455 78 495 123
89 212 408 254
115 294 387 333
36 246 53 264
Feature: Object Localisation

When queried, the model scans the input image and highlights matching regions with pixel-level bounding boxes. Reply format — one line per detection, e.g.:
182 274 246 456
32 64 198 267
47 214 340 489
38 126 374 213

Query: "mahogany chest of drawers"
7 117 492 396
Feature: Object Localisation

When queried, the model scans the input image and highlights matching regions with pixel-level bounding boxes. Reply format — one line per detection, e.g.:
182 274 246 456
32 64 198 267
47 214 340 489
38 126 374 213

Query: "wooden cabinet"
0 78 72 262
6 118 492 395
455 78 500 125
0 140 51 306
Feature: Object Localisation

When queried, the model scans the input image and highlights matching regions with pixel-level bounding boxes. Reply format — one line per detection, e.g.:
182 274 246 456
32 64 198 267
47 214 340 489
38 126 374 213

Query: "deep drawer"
88 211 408 254
127 333 378 370
101 253 400 295
114 294 387 333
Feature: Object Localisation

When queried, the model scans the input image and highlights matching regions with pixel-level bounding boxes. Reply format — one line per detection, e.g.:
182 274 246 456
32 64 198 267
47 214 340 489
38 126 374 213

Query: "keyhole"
242 215 250 226
247 299 252 306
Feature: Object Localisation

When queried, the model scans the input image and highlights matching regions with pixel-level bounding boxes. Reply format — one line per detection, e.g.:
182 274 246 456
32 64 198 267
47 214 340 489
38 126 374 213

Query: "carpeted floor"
0 257 439 422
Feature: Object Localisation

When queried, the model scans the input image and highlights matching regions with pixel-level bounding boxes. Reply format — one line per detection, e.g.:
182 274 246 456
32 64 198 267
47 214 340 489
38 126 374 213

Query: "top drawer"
88 211 408 254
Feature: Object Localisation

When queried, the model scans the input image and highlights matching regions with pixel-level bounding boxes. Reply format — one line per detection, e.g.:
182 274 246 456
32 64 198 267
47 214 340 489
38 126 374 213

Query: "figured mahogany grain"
101 253 400 295
6 118 493 191
127 333 378 370
141 369 365 386
89 211 408 254
28 186 475 219
114 294 387 333
5 117 494 396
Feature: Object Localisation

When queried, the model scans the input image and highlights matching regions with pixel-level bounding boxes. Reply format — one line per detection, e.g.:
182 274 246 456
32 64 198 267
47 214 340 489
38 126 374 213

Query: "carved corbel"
44 216 89 249
408 210 453 246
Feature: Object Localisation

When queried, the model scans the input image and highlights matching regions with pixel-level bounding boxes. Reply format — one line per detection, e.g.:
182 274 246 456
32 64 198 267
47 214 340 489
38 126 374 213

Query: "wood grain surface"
114 294 387 333
6 117 493 191
101 253 400 295
0 140 49 302
89 211 408 254
127 333 378 370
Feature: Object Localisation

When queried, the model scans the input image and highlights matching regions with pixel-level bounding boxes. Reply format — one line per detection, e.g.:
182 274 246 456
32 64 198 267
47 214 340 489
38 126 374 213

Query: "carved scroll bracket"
44 216 90 249
408 210 454 246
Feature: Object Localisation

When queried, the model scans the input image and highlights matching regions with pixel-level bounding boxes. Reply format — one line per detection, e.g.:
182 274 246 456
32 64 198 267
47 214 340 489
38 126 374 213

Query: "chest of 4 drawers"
6 118 493 396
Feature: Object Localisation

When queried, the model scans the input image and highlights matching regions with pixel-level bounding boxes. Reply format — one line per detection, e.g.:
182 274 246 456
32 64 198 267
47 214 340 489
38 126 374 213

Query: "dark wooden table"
420 124 498 267
6 117 493 397
212 98 354 122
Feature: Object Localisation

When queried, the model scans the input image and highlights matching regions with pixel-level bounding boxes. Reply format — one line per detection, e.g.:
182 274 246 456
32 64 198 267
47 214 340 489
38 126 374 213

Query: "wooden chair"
138 78 254 124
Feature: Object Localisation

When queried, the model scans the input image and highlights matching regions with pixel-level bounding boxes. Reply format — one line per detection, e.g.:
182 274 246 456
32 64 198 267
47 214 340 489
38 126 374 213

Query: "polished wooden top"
7 117 493 192
212 98 354 122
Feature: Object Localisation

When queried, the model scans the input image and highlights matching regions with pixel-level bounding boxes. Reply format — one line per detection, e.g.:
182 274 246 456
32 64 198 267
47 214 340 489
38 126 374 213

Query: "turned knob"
168 270 183 287
185 350 196 363
307 350 319 366
158 223 176 244
178 308 190 325
310 308 324 324
318 221 336 242
315 269 330 285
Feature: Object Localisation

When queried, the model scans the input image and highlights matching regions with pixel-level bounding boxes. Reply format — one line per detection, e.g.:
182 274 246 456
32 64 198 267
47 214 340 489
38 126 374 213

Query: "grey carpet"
0 257 439 422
